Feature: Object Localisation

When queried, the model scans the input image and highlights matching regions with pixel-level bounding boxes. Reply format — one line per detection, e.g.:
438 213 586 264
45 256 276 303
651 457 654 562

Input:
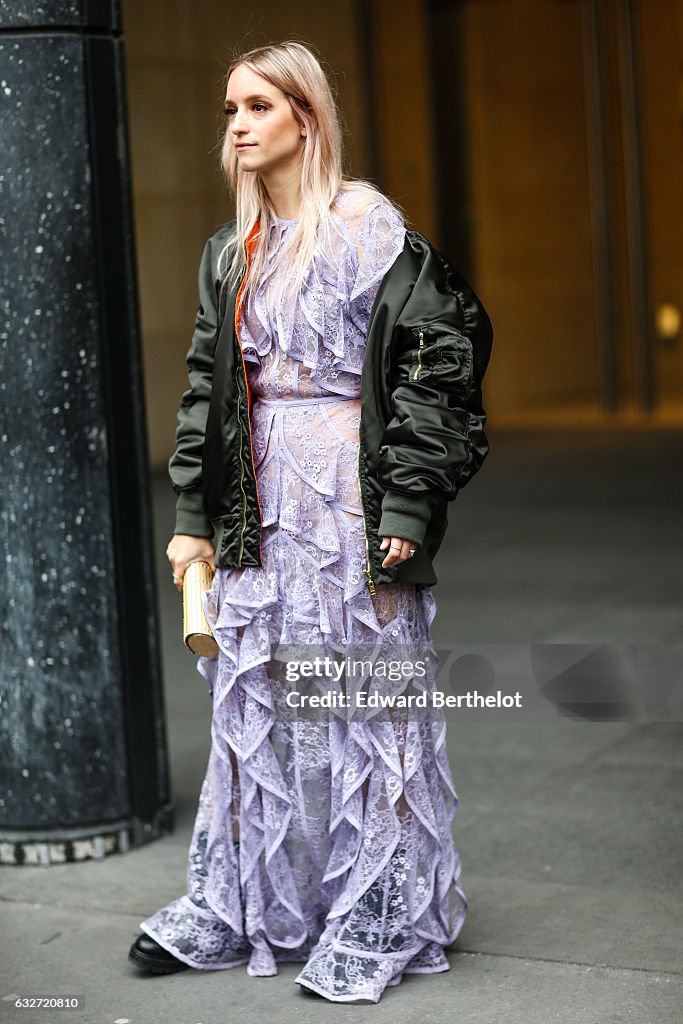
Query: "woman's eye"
223 104 268 117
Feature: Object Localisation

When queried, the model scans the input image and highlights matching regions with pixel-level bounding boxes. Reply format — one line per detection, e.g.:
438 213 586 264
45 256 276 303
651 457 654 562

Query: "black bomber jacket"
169 220 494 592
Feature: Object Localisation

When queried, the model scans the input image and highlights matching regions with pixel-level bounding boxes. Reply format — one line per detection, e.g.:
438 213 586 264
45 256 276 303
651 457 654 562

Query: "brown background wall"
463 0 597 421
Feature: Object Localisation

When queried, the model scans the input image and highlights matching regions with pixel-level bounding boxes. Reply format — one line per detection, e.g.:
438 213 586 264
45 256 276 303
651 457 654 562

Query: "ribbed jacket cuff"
377 490 432 547
174 491 213 537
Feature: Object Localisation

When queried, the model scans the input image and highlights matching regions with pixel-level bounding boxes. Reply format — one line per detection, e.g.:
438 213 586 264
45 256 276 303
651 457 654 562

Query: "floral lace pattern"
139 187 468 1002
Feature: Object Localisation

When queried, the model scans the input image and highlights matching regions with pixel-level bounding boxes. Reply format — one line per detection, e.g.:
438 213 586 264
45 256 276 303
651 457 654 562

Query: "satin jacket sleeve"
376 237 494 547
168 234 222 537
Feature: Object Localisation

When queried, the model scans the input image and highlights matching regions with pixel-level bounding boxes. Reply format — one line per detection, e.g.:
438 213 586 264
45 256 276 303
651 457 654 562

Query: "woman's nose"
231 108 246 133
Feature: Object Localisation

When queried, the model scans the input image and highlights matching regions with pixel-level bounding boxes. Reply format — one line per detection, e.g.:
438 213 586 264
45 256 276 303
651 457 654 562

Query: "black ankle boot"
128 933 190 974
129 841 242 974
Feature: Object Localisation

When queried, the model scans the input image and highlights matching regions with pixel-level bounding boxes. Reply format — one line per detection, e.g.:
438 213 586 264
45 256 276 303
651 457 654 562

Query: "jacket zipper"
234 269 249 563
235 381 248 562
356 448 376 596
233 221 264 565
412 327 425 380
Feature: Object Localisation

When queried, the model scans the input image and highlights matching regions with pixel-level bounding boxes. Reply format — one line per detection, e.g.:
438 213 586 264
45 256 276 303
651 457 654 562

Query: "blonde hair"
218 40 391 308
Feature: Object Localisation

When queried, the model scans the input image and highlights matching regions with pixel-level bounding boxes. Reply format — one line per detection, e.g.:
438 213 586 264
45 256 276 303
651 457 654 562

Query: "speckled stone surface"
0 17 129 830
0 1 118 30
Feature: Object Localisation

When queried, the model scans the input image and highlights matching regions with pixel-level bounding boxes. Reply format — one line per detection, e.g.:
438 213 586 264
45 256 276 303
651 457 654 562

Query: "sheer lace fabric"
139 188 468 1002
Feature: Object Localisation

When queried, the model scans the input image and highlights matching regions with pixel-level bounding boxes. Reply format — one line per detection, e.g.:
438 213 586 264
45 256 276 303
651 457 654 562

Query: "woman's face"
224 65 305 179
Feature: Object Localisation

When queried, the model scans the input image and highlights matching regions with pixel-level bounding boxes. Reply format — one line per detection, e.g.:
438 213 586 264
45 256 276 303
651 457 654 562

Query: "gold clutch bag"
182 560 219 658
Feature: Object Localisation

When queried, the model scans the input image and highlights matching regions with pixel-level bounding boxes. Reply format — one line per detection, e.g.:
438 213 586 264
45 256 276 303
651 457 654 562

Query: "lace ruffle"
238 192 406 390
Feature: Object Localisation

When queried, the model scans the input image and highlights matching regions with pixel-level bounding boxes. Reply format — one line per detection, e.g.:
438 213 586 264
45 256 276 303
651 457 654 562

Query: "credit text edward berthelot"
283 656 523 710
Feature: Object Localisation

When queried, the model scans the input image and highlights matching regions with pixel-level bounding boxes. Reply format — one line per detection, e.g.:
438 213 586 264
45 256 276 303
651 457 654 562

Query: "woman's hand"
379 536 418 568
166 534 216 592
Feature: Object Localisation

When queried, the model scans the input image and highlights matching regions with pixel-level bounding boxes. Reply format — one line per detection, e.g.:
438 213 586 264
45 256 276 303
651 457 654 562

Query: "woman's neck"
260 165 303 221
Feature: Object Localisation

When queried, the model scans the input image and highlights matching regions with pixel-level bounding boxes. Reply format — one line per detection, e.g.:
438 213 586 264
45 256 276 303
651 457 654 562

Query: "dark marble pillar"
0 0 172 864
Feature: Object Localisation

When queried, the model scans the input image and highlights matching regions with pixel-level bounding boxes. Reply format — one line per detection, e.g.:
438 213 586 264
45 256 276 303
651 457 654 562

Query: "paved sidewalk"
2 432 682 1024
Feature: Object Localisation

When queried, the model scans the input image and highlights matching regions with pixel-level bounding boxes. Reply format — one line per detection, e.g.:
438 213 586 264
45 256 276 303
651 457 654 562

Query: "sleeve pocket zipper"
411 327 425 381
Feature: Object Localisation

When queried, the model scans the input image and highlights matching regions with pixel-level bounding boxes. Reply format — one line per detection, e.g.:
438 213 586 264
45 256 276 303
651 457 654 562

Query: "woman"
128 40 493 1003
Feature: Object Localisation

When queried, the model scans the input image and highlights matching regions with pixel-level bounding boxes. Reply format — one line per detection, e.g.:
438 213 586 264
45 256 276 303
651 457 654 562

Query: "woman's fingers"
170 558 204 590
167 537 216 591
380 536 417 568
170 558 187 592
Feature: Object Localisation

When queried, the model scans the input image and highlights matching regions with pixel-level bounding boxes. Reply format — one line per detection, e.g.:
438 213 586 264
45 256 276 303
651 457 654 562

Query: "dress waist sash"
255 395 360 407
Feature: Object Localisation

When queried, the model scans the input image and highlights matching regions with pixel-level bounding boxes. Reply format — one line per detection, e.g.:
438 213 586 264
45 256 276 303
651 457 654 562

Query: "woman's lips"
235 143 255 150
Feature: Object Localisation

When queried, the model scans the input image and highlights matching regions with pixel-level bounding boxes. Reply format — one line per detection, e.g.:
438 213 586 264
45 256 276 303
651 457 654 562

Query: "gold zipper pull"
363 566 376 596
413 327 425 380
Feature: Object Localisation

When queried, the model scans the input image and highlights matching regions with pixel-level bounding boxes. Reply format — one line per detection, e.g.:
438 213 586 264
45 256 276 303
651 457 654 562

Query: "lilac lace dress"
139 189 468 1002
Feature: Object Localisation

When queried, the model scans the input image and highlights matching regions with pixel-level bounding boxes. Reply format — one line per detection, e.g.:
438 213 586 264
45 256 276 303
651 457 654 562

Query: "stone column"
0 0 172 864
